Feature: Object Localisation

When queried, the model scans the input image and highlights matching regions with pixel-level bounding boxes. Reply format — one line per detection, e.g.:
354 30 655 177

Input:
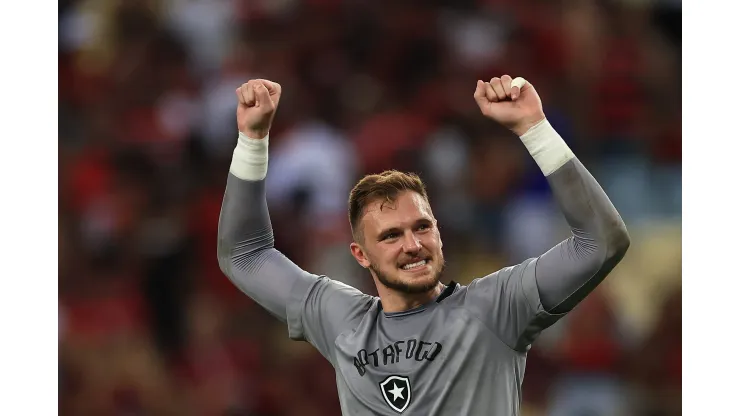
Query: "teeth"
402 260 426 270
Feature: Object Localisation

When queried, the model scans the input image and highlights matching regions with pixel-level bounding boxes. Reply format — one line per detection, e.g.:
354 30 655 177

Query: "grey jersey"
217 158 630 415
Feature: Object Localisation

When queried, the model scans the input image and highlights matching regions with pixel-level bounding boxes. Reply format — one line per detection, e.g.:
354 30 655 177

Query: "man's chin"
390 280 438 294
402 277 440 294
374 268 440 294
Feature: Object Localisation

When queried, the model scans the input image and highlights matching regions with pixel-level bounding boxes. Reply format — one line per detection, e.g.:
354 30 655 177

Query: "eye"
417 223 430 231
382 232 400 241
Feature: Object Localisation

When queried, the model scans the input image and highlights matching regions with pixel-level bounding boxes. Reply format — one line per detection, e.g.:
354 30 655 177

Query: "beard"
369 256 446 295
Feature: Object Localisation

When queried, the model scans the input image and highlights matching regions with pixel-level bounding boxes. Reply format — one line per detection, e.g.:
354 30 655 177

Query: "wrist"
518 118 575 176
230 132 269 181
239 129 270 140
512 113 546 137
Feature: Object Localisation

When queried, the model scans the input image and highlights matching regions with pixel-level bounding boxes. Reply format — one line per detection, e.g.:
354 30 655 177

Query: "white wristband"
229 132 269 181
519 119 575 176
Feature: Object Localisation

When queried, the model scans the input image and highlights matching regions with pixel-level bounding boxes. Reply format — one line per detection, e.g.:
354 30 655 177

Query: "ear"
350 242 371 268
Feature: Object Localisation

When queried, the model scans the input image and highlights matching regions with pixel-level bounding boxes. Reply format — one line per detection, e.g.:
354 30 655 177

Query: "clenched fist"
236 79 282 139
473 75 545 137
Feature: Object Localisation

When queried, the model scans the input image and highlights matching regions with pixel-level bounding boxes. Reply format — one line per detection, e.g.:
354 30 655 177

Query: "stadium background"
58 0 681 414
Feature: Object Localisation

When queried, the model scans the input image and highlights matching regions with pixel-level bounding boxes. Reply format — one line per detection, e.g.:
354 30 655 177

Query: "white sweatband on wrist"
519 119 575 176
229 132 269 181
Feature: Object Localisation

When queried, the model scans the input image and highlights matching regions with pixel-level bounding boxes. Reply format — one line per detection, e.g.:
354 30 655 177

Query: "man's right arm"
217 80 373 358
217 134 374 355
217 158 317 340
217 80 314 339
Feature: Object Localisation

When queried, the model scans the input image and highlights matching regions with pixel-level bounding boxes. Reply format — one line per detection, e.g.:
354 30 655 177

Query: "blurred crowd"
58 0 681 415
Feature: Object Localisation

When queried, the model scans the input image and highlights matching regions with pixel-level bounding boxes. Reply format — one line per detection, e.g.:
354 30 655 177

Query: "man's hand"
473 75 546 137
236 79 282 139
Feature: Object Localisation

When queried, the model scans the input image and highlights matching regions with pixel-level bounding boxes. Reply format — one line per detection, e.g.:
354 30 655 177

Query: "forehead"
361 191 433 233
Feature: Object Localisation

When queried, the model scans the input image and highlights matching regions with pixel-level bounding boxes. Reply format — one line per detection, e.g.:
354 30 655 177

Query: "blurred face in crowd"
350 191 445 295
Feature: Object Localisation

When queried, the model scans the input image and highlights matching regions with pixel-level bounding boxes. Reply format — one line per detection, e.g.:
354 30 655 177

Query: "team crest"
379 375 412 413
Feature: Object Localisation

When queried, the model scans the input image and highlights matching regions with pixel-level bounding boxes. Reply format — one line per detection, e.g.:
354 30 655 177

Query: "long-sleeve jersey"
217 153 630 415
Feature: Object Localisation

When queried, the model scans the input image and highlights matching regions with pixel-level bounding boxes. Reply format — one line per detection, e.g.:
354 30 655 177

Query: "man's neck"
377 282 445 313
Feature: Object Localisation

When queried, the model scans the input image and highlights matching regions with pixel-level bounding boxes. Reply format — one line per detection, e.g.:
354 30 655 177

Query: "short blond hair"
348 170 429 243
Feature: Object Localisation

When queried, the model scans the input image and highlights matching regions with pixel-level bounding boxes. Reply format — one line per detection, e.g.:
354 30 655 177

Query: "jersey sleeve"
217 173 372 360
464 259 564 352
292 276 375 362
531 158 630 314
463 156 630 352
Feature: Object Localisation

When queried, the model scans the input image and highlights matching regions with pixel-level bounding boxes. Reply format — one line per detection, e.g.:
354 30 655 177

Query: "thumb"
473 80 489 110
254 83 274 109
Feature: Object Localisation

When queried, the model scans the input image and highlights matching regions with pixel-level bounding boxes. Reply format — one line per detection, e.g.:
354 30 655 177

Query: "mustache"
397 253 432 266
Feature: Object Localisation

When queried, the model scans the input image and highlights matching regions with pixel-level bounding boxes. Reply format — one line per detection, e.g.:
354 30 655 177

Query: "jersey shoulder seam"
330 298 382 364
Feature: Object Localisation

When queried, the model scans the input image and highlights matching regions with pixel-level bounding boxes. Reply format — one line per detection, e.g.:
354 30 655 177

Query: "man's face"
351 191 445 294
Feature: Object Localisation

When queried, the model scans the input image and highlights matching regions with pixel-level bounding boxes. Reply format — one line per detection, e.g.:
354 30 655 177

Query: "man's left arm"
526 122 630 314
464 128 629 350
474 76 630 315
465 76 630 350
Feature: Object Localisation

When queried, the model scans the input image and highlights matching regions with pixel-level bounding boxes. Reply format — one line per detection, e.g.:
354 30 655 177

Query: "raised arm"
464 76 629 350
217 79 316 338
475 76 629 313
217 80 373 354
218 170 316 329
531 149 629 314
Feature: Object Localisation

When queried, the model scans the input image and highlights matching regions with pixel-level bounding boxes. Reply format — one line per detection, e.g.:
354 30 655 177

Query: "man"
217 76 630 415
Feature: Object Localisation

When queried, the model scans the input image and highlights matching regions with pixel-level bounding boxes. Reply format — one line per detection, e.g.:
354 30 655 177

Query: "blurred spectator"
630 288 682 416
544 289 631 416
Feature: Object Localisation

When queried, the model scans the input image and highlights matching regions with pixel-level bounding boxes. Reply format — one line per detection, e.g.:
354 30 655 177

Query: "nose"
401 230 421 254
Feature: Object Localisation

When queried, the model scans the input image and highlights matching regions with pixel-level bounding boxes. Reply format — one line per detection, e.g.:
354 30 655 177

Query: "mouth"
399 258 431 272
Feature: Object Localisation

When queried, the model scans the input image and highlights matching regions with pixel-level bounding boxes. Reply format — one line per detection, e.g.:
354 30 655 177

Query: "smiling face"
350 190 445 294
